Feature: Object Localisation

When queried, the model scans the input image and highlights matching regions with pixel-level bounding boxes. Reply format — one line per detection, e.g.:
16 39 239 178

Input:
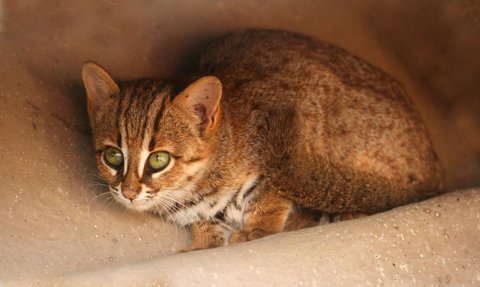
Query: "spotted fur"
82 29 444 251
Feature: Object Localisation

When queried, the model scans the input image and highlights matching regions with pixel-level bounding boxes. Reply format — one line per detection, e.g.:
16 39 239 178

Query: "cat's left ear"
81 62 120 119
173 76 222 135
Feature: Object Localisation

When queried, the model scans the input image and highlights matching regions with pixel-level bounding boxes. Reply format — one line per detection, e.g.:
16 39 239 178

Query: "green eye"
148 151 170 171
104 147 124 167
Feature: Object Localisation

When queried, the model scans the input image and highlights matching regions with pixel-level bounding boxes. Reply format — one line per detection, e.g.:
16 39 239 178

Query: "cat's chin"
125 204 148 212
120 200 155 212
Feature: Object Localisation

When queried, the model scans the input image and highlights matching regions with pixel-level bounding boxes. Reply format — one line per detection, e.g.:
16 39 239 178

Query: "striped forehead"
119 82 162 140
116 80 170 176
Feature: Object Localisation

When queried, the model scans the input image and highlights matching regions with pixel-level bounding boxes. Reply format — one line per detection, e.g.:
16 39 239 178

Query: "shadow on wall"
0 0 4 33
364 0 480 189
371 1 480 109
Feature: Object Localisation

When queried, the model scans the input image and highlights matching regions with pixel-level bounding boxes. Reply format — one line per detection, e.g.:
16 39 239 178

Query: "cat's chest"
171 177 259 228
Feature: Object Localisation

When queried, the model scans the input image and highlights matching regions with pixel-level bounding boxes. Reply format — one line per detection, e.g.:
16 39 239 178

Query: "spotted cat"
82 29 443 251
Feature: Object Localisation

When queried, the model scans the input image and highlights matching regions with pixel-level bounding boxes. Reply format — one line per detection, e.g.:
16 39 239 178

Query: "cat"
81 29 444 251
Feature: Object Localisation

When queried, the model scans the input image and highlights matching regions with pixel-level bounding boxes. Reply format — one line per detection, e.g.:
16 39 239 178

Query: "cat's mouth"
109 184 192 215
119 196 156 212
123 200 154 211
110 185 156 212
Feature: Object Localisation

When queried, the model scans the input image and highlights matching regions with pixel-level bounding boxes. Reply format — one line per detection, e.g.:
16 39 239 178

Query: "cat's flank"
82 29 443 251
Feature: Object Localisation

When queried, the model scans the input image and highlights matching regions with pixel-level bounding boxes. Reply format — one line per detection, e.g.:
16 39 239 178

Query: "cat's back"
199 29 415 139
199 29 443 211
200 29 401 102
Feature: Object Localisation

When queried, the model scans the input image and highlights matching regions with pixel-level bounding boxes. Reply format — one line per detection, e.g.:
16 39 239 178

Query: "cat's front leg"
230 190 293 243
180 220 229 252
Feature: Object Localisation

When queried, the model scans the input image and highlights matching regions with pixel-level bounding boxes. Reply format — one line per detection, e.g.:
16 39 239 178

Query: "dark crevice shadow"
149 31 226 78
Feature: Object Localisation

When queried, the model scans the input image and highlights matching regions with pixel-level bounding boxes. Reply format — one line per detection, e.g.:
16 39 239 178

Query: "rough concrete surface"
1 0 479 286
12 189 480 286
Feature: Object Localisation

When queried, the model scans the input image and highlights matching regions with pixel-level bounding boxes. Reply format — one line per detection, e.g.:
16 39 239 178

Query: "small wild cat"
82 29 443 251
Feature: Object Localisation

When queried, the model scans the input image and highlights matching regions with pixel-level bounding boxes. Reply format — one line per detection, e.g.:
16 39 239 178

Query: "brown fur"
82 29 444 251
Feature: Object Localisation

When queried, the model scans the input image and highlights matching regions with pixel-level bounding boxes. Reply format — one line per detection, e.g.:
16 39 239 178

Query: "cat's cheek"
96 161 122 186
99 170 116 183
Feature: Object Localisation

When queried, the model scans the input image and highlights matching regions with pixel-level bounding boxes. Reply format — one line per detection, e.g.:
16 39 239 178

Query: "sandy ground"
0 0 479 283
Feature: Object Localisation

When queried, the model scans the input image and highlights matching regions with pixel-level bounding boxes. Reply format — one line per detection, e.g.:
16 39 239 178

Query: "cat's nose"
122 186 140 201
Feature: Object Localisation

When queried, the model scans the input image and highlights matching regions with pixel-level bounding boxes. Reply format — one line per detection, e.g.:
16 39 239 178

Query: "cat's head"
81 62 222 212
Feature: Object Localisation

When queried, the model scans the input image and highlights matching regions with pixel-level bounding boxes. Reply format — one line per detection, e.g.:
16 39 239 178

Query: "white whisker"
161 193 188 209
88 191 113 208
155 199 175 224
160 195 199 226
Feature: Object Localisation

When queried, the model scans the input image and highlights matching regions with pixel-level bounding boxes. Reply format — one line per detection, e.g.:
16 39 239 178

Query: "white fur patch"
169 175 259 228
150 180 198 222
110 183 126 204
138 128 153 177
235 176 257 208
137 148 150 177
224 177 259 227
104 162 117 176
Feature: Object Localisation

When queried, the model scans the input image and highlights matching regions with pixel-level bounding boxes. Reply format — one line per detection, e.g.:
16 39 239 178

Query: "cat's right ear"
173 76 222 136
81 62 119 118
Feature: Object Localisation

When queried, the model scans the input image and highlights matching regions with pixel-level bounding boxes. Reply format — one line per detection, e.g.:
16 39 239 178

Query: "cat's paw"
177 243 221 253
177 239 225 253
177 246 196 253
177 244 211 253
229 230 248 243
229 229 270 243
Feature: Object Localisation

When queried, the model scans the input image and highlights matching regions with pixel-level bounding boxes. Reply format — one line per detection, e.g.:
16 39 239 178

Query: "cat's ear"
81 62 119 117
173 76 222 135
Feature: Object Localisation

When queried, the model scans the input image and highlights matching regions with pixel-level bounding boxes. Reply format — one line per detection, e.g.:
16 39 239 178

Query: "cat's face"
82 63 222 212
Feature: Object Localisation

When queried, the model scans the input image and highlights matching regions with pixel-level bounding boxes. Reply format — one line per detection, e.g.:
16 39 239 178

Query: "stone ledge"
11 188 479 286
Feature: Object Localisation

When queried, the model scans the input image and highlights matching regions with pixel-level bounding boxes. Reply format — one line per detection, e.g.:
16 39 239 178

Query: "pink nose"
123 187 140 200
